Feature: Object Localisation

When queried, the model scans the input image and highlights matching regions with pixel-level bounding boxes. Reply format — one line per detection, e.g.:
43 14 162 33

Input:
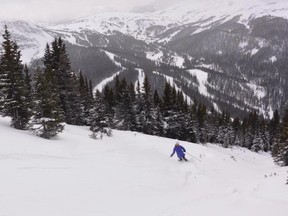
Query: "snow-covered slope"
153 0 288 23
47 12 176 43
46 0 288 44
1 116 288 216
0 20 54 63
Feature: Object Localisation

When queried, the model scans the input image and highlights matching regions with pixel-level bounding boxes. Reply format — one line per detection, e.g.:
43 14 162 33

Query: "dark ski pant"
178 156 188 161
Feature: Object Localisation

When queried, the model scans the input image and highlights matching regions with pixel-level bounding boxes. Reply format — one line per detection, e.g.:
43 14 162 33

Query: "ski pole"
185 152 201 162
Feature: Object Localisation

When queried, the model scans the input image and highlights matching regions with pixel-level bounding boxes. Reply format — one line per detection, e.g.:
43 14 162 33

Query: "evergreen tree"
24 65 32 104
251 133 264 152
79 71 89 124
0 25 31 129
197 103 207 144
22 64 33 126
231 117 242 146
65 72 84 125
79 71 91 112
244 111 259 149
30 67 64 139
44 37 81 125
269 110 280 150
217 112 233 148
102 85 114 126
186 102 198 143
135 76 156 135
152 89 164 136
161 82 188 140
259 119 270 152
89 90 111 136
153 89 162 109
114 78 136 130
162 81 173 113
241 117 249 148
273 109 288 166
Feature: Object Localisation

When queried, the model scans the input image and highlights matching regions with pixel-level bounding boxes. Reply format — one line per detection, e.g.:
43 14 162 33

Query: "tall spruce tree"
197 103 207 144
244 111 259 149
187 102 199 143
0 25 31 129
30 67 64 139
114 78 136 130
206 107 220 143
135 76 156 135
231 117 242 146
269 110 280 150
65 72 84 125
89 90 111 136
152 89 164 136
42 38 85 125
162 81 188 140
79 72 94 125
217 112 233 148
102 85 114 126
272 109 288 166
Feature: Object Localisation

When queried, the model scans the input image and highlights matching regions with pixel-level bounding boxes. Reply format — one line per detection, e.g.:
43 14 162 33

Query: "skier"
170 142 188 161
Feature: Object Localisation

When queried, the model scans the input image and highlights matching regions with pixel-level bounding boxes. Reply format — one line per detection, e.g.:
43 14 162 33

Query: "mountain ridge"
1 0 288 118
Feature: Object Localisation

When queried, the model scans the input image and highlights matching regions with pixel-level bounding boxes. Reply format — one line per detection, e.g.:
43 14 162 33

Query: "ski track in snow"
1 116 288 216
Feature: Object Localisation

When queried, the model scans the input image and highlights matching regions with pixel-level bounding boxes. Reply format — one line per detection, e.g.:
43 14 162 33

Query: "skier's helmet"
175 142 179 146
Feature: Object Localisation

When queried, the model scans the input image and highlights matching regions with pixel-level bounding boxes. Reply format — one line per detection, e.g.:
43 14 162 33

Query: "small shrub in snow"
30 117 64 139
90 128 112 140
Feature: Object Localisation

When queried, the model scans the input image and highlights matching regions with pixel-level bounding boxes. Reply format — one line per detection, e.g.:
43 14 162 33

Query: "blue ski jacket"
170 145 186 158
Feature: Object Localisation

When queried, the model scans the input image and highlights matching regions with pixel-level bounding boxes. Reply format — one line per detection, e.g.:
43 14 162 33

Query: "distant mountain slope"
1 0 288 117
0 20 54 63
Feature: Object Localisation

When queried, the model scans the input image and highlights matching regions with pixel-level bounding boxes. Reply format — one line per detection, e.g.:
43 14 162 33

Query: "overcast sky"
0 0 155 22
0 0 280 23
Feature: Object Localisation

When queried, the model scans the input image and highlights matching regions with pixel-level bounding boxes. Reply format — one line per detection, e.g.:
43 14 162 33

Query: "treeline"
0 26 287 167
91 74 288 166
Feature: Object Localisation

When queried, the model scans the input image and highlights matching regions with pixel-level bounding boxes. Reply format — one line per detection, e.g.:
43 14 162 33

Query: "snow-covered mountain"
1 0 288 117
3 0 288 57
1 116 288 216
0 20 54 63
46 0 288 43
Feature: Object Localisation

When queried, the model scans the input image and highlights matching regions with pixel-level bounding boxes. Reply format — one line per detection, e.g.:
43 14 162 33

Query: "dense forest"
0 26 287 167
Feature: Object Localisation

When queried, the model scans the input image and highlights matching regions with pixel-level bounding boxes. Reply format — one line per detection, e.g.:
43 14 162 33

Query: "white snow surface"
103 50 122 68
188 69 210 97
246 82 266 99
0 20 54 63
270 56 277 63
146 51 164 62
1 116 288 216
135 68 145 93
